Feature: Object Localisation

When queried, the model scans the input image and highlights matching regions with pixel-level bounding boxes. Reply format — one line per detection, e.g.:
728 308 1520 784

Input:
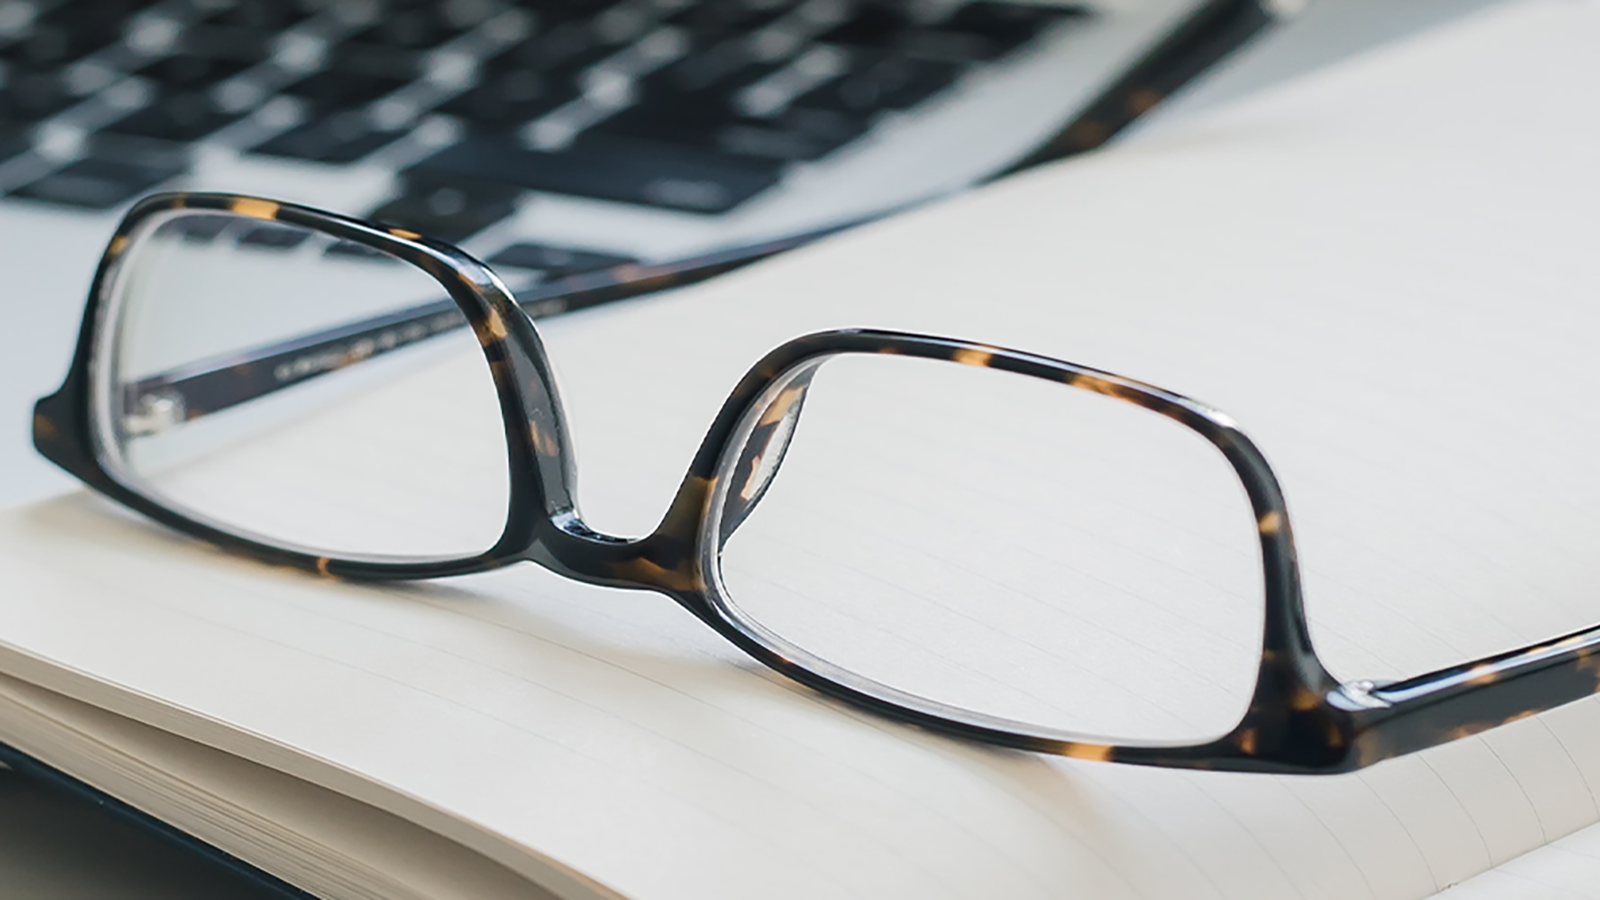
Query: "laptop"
0 0 1276 312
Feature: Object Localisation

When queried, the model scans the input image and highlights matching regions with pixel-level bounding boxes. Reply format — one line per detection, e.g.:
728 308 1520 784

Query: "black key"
122 25 272 143
820 1 1070 62
816 3 919 53
367 183 518 243
103 91 242 142
408 134 782 213
793 52 962 113
282 69 411 113
599 97 864 162
435 69 576 130
0 125 31 163
154 213 235 243
477 20 615 78
324 239 396 261
346 5 474 49
656 40 782 98
589 51 783 147
135 54 256 90
247 115 402 163
712 106 866 161
666 0 797 38
0 68 77 123
136 34 269 88
487 242 636 277
10 144 187 209
200 0 312 31
1 2 134 67
324 42 422 80
0 26 80 68
593 103 733 149
942 2 1083 57
281 45 418 114
536 0 617 22
237 222 310 249
437 27 610 129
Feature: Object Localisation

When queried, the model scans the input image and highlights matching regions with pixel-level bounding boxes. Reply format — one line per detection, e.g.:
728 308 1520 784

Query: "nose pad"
718 374 813 543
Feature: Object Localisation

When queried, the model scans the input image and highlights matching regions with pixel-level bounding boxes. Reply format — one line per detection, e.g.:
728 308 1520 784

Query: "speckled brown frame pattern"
35 193 1600 774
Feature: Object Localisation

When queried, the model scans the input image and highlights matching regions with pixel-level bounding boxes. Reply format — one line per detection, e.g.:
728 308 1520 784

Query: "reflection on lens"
708 354 1264 744
100 210 510 560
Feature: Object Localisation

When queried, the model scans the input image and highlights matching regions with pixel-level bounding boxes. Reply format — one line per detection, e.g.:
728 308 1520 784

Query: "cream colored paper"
0 674 568 900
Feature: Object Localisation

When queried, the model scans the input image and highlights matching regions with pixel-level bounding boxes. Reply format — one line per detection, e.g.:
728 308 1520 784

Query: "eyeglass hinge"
1332 680 1393 710
123 389 188 437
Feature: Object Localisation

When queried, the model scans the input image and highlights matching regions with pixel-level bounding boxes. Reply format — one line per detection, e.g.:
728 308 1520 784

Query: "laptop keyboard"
0 0 1084 273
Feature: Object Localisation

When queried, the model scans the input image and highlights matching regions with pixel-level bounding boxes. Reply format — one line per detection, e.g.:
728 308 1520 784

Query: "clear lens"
707 353 1264 744
98 210 510 560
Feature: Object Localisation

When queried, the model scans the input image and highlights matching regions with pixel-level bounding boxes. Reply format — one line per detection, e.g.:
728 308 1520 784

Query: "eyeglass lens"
707 353 1267 743
101 209 510 560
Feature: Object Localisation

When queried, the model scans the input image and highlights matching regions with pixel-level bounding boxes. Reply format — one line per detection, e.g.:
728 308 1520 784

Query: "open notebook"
4 0 1600 896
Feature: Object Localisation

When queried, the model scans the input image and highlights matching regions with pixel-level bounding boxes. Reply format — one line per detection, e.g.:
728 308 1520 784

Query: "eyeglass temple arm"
117 228 835 435
1343 621 1600 766
1001 0 1280 173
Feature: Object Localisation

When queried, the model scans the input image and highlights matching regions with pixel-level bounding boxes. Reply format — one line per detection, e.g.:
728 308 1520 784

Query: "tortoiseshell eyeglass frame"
34 193 1600 775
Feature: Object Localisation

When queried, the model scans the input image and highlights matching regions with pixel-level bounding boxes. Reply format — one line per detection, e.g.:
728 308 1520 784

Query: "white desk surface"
0 1 1521 896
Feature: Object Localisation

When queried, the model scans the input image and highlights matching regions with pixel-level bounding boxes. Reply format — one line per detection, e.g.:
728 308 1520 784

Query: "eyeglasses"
33 192 1600 774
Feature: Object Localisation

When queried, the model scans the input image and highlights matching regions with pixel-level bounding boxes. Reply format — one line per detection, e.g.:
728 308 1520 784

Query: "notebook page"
1 1 1598 898
0 674 565 900
1438 815 1600 899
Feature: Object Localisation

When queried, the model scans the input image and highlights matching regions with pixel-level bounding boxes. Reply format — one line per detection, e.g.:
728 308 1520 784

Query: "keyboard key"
367 183 518 243
487 242 636 277
408 134 782 212
103 91 242 141
0 125 31 163
237 222 310 249
135 37 266 89
154 212 235 242
2 3 135 67
282 69 413 113
666 0 798 38
324 238 397 261
599 95 864 162
437 28 611 129
324 42 423 81
816 4 919 53
637 48 782 113
793 52 961 113
589 50 784 147
435 69 576 130
593 103 733 148
538 0 619 21
199 0 312 31
281 71 407 114
346 4 478 50
942 2 1082 57
247 115 402 163
9 139 187 209
281 45 418 113
0 68 77 123
712 106 866 160
483 21 613 74
821 1 1071 62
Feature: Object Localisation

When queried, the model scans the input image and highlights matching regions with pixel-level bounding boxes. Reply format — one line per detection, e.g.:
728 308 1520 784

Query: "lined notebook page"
1441 816 1600 899
3 1 1600 898
0 674 570 900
